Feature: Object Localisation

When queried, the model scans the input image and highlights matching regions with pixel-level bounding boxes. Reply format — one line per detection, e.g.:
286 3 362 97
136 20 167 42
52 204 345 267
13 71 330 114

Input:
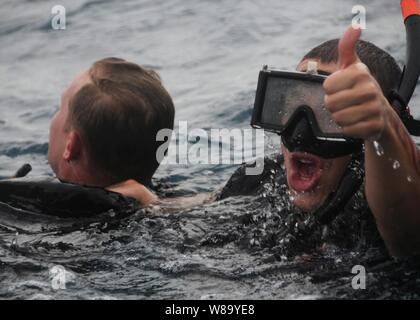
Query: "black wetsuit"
216 153 386 257
0 177 138 218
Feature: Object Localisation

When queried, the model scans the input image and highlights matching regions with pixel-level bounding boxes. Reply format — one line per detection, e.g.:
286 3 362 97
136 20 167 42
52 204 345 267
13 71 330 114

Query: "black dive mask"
280 111 362 158
251 68 363 158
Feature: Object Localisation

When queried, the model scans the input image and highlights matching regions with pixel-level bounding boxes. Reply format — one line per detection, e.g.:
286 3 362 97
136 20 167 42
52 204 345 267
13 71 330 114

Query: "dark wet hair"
69 57 175 185
301 39 402 97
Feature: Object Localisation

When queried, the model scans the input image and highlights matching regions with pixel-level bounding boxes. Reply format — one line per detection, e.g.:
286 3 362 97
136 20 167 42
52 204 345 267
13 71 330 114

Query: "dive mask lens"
251 67 362 157
252 68 343 138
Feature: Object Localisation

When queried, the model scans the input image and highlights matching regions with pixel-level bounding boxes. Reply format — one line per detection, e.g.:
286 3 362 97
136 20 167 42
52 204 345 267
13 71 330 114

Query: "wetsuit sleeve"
217 155 284 199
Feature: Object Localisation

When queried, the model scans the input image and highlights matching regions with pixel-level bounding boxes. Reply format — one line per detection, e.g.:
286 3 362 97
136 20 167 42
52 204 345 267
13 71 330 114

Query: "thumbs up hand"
323 26 392 141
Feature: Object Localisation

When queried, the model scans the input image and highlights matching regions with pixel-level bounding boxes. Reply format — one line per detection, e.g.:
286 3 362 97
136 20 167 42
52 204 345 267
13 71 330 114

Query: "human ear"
62 131 82 161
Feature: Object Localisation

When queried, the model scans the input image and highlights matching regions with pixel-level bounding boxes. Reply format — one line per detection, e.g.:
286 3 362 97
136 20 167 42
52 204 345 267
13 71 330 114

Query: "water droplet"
392 160 400 170
11 232 19 248
407 176 413 183
373 140 384 156
322 226 328 239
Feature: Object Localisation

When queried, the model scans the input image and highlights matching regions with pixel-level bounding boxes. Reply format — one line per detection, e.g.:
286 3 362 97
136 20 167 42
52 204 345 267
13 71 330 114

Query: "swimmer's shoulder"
106 179 158 206
217 153 285 199
0 175 139 217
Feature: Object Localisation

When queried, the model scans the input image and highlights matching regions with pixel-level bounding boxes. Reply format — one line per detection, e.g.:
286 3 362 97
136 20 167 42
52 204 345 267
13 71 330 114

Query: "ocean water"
0 0 420 299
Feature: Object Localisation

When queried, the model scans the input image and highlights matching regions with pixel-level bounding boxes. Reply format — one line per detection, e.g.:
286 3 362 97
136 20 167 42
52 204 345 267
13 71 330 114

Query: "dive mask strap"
388 89 420 136
315 152 364 225
391 0 420 136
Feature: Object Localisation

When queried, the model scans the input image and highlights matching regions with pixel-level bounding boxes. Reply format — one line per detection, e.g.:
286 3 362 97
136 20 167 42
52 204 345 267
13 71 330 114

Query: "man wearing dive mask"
220 25 420 257
278 29 369 214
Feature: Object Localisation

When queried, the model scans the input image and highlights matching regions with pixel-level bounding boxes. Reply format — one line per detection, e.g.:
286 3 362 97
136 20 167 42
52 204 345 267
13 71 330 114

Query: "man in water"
219 27 420 257
48 57 174 206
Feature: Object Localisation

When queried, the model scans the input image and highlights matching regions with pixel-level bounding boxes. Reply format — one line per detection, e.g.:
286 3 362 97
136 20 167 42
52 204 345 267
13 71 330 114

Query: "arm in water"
106 179 213 211
106 179 159 206
324 26 420 257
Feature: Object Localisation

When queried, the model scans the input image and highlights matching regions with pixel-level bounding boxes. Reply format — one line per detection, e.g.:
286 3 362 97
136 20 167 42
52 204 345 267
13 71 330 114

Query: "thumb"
338 25 362 69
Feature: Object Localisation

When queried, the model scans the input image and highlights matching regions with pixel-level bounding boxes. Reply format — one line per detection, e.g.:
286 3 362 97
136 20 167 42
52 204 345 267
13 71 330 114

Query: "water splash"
392 160 400 170
250 238 260 246
372 141 384 156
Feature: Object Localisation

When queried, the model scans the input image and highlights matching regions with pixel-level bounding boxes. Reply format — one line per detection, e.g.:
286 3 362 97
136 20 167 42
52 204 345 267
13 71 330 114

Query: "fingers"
320 26 388 141
323 62 370 94
341 117 385 139
331 101 382 127
338 25 362 69
324 81 379 113
323 26 365 94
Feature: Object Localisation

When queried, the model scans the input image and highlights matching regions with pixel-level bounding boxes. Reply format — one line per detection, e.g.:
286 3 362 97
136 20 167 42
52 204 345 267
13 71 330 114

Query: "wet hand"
107 179 158 206
323 26 392 141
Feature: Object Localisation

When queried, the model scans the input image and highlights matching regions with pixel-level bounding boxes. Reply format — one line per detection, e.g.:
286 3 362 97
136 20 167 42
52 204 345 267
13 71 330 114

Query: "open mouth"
287 152 323 192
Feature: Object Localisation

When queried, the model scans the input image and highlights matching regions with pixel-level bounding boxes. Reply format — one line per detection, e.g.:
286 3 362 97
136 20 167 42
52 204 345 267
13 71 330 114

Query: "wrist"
377 101 400 144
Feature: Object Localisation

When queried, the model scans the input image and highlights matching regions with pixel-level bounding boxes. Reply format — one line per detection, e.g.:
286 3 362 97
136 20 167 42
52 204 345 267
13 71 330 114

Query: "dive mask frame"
250 67 362 145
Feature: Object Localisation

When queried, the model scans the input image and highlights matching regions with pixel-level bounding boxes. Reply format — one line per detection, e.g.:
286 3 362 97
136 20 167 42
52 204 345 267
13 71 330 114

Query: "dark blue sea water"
1 0 420 299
